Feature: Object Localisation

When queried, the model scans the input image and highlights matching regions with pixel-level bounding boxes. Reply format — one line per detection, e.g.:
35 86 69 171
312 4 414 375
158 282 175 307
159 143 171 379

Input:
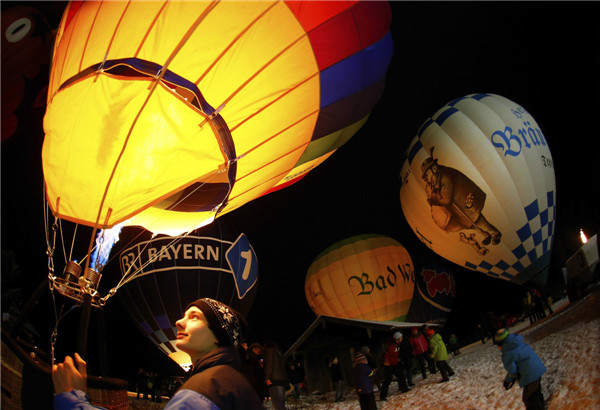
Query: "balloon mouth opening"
58 58 238 221
59 59 208 111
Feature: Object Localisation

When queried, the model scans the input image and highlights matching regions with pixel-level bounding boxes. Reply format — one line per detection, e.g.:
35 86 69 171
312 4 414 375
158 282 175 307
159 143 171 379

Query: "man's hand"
52 353 88 394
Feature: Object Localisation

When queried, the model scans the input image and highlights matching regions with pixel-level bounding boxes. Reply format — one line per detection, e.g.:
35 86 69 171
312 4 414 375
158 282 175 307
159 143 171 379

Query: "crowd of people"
49 296 548 410
343 324 457 410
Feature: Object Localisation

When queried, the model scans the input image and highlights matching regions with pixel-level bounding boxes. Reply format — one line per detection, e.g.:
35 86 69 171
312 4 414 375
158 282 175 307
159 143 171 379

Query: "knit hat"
360 346 370 354
355 352 367 364
186 298 248 349
494 328 509 345
425 328 435 337
393 331 403 340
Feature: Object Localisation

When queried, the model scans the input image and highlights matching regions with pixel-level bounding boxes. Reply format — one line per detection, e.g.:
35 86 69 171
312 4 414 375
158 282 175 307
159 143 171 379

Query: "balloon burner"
52 261 103 308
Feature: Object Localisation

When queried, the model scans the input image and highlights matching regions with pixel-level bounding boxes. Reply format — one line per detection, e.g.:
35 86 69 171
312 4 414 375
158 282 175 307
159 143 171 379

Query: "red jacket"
383 342 400 366
410 334 429 355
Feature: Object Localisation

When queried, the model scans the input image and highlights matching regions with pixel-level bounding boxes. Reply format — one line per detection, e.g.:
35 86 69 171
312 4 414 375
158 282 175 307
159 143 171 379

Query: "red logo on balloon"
422 269 456 298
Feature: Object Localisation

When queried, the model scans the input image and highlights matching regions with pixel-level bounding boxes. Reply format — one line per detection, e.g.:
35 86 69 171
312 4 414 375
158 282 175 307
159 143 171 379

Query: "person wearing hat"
352 351 377 410
397 329 415 387
52 298 264 410
379 331 409 401
360 346 381 392
494 328 546 409
425 328 455 383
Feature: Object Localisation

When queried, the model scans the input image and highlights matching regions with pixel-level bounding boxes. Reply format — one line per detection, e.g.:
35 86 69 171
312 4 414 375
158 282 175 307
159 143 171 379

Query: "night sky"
2 1 599 383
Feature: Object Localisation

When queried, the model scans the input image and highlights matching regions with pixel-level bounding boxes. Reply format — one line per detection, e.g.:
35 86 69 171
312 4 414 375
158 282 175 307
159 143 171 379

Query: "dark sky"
2 1 599 382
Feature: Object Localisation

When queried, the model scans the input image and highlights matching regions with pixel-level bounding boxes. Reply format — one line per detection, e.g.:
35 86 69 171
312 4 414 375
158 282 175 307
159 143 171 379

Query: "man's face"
175 307 218 359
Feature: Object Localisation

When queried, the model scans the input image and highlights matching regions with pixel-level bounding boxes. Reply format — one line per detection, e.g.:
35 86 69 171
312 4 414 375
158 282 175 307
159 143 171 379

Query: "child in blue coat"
494 328 546 409
352 352 377 410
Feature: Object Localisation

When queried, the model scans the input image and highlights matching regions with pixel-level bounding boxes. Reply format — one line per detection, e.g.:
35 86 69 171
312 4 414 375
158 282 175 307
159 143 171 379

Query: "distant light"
580 229 588 244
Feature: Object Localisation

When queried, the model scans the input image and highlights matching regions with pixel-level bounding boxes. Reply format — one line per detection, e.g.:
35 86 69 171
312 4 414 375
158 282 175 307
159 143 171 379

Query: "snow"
278 296 600 409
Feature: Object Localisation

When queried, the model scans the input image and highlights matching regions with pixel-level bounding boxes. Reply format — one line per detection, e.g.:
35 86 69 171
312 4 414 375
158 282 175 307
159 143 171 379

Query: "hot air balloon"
113 221 258 370
305 234 415 321
400 93 555 285
42 0 394 237
406 250 456 324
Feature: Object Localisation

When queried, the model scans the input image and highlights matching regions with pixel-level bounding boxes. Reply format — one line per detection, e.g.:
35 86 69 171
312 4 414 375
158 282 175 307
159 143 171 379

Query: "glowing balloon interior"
305 234 415 321
42 1 393 236
400 93 555 284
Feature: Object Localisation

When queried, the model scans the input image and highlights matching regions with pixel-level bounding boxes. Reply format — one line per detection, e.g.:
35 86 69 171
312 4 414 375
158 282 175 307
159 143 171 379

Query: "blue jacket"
352 362 374 394
500 333 546 387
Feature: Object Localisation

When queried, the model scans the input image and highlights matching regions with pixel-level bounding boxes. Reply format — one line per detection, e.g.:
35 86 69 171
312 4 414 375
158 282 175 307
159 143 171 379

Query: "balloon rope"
159 1 220 81
102 232 190 304
85 3 220 244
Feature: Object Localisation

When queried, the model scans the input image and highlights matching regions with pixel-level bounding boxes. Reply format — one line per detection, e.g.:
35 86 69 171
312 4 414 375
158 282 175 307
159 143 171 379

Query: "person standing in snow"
380 332 409 401
425 328 455 383
352 352 377 410
409 327 429 380
448 333 461 356
263 340 288 410
420 324 438 373
329 356 345 402
360 346 381 392
397 332 415 387
494 328 546 410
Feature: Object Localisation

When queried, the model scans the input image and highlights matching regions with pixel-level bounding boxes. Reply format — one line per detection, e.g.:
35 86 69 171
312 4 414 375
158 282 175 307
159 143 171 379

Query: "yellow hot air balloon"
42 0 393 236
400 93 556 285
305 234 415 321
41 0 393 309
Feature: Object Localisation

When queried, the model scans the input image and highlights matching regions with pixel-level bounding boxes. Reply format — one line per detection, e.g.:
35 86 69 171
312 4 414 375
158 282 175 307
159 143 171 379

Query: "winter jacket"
330 362 343 382
410 333 429 355
383 342 400 366
398 337 414 362
428 333 449 362
263 343 289 387
241 348 268 399
352 362 374 394
53 347 264 410
178 346 264 409
500 333 546 387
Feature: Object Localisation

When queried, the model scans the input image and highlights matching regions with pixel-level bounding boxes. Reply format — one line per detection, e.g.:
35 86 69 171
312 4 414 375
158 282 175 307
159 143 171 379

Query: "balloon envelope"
400 93 555 285
42 1 393 235
114 222 258 370
406 250 456 324
305 234 415 321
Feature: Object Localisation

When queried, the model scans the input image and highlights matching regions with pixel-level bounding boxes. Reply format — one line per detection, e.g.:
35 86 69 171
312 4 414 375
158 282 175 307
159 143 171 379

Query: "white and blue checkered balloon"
400 94 555 284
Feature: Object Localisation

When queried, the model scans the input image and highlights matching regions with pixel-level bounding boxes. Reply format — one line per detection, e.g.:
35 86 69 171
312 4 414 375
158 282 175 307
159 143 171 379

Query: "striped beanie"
494 328 510 345
355 352 367 364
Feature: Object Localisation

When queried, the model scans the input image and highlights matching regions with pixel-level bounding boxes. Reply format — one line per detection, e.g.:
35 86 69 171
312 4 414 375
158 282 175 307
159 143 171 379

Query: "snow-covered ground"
280 294 600 409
